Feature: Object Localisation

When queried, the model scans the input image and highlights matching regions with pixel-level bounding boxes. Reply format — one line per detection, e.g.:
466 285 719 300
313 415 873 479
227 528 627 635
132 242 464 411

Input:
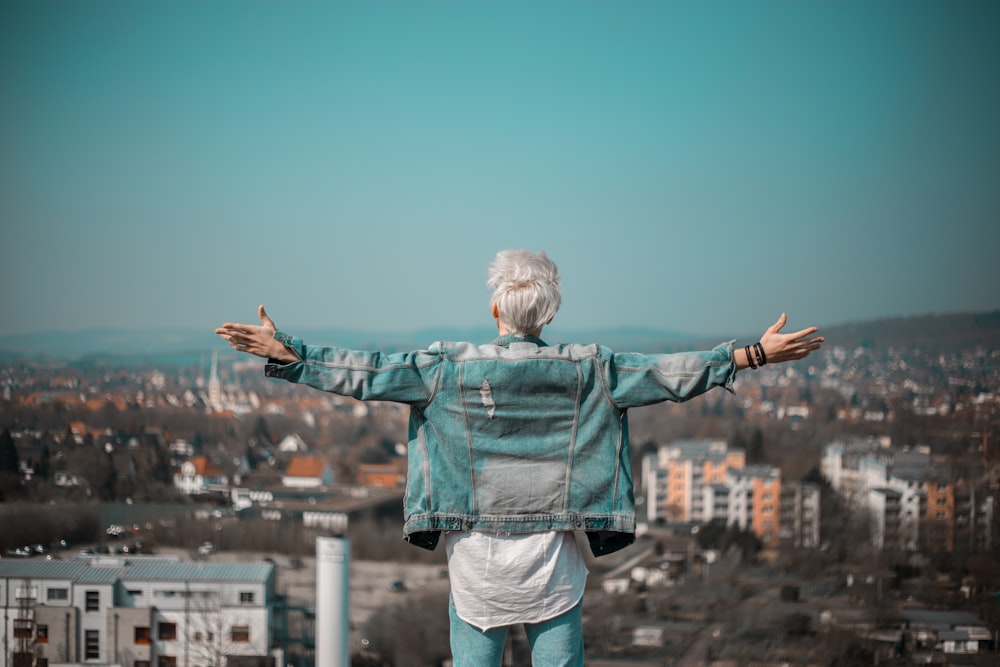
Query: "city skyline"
3 1 999 340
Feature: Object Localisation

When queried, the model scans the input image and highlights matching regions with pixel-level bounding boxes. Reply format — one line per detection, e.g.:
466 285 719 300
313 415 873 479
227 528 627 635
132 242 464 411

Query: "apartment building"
822 438 996 552
642 440 745 523
728 465 782 547
643 440 819 549
0 556 276 667
779 481 821 549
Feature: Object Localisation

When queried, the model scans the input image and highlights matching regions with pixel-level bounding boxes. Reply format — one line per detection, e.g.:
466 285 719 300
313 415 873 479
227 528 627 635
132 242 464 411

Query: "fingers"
214 322 258 350
258 304 275 329
771 335 824 363
215 324 253 338
216 303 279 359
757 312 824 364
767 313 787 335
786 326 820 342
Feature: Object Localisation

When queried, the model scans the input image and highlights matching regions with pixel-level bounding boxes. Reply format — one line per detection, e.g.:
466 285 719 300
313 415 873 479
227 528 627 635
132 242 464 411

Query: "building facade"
0 557 276 667
642 440 745 524
642 439 820 549
822 438 996 553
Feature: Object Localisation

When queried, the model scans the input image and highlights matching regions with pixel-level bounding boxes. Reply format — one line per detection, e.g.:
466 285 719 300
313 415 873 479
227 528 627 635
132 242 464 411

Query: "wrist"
738 342 767 370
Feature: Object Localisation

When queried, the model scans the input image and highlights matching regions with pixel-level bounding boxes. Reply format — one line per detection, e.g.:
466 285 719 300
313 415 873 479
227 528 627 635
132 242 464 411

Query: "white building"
276 434 308 454
822 439 995 553
727 465 782 546
174 456 229 496
0 556 277 667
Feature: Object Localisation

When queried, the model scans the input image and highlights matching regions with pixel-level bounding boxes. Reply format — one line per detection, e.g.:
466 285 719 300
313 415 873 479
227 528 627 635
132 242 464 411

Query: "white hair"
487 250 561 336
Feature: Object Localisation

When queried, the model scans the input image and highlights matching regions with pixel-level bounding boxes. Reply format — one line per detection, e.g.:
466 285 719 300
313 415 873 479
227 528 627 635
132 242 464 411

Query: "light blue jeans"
448 597 584 667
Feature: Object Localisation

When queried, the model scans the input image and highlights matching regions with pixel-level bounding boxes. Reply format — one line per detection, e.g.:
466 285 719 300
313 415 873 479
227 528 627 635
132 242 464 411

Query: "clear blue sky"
2 1 998 340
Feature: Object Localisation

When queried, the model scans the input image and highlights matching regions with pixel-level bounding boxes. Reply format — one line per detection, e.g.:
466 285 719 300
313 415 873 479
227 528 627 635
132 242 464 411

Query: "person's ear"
491 302 500 320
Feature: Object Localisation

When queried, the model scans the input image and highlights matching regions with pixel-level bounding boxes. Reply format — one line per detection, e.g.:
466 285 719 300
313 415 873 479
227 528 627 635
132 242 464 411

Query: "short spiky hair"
487 250 561 335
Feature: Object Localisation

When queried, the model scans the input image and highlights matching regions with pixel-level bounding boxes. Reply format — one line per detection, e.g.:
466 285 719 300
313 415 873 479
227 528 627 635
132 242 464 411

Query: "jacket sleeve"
603 341 737 409
263 330 439 405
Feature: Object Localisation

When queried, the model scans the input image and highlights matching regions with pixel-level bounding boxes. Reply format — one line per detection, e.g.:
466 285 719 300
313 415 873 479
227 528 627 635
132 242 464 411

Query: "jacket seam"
457 362 478 514
562 364 584 513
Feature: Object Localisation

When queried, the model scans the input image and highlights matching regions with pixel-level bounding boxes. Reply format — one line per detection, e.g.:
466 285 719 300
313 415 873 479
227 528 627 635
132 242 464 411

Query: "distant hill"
818 311 1000 352
0 310 996 365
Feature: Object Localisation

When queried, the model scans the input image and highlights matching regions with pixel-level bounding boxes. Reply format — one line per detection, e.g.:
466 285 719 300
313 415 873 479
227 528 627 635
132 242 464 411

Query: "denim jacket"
264 331 736 556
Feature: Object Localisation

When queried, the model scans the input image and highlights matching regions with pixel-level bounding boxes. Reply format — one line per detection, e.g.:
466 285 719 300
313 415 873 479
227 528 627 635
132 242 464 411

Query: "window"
85 630 100 660
239 591 255 604
134 627 150 645
13 620 32 639
157 656 177 667
158 622 177 641
230 625 250 643
135 661 150 667
12 654 32 667
36 624 48 643
85 590 100 611
15 585 37 600
193 631 203 642
47 588 69 602
36 659 48 667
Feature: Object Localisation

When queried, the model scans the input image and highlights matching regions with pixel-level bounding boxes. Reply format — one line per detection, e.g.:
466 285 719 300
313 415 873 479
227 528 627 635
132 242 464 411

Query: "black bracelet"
744 344 757 369
755 342 767 366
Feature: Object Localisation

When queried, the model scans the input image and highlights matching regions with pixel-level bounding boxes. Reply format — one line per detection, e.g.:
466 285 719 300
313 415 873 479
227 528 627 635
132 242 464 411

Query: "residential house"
356 460 406 487
174 456 229 496
281 456 333 489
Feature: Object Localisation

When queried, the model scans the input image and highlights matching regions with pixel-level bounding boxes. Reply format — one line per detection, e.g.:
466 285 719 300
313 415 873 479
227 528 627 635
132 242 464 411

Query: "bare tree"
184 592 252 667
10 579 42 667
361 589 451 667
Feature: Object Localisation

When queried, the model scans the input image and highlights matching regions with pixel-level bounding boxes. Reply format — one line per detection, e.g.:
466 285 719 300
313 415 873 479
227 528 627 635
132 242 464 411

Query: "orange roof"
285 455 328 478
192 455 223 477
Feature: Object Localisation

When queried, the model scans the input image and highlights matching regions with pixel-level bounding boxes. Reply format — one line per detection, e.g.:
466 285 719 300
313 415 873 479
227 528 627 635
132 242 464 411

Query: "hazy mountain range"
1 311 997 366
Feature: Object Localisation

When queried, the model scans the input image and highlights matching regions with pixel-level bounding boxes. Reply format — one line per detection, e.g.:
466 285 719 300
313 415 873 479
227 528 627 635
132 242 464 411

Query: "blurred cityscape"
1 312 999 666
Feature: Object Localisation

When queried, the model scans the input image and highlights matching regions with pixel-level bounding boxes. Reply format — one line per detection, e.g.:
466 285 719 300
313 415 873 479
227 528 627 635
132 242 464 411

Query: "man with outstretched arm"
216 249 823 667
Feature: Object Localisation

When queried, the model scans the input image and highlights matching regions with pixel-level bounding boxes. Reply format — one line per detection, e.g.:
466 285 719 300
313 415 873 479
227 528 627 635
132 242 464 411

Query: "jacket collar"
494 333 547 348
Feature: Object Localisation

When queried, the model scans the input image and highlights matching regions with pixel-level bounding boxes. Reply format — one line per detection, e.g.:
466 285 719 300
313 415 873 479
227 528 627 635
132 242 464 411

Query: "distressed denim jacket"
265 331 736 556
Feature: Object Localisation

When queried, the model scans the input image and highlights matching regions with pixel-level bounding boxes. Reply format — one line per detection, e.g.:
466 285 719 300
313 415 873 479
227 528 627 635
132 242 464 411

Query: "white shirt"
444 530 589 631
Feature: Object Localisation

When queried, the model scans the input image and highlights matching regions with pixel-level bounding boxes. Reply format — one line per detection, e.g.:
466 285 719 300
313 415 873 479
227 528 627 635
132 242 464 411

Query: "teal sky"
2 1 998 340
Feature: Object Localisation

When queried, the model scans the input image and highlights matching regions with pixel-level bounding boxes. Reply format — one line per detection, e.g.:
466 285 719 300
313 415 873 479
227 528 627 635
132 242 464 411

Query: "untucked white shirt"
445 530 588 632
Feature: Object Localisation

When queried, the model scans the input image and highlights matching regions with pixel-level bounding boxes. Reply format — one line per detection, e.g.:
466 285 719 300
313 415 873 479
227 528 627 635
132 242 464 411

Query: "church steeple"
208 350 222 412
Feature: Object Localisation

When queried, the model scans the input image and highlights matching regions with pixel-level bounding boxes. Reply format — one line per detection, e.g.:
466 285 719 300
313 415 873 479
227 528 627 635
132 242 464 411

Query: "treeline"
0 502 101 552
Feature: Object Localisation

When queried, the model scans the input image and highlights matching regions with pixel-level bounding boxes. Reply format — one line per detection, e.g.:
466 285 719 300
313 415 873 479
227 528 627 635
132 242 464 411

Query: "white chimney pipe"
315 536 350 667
